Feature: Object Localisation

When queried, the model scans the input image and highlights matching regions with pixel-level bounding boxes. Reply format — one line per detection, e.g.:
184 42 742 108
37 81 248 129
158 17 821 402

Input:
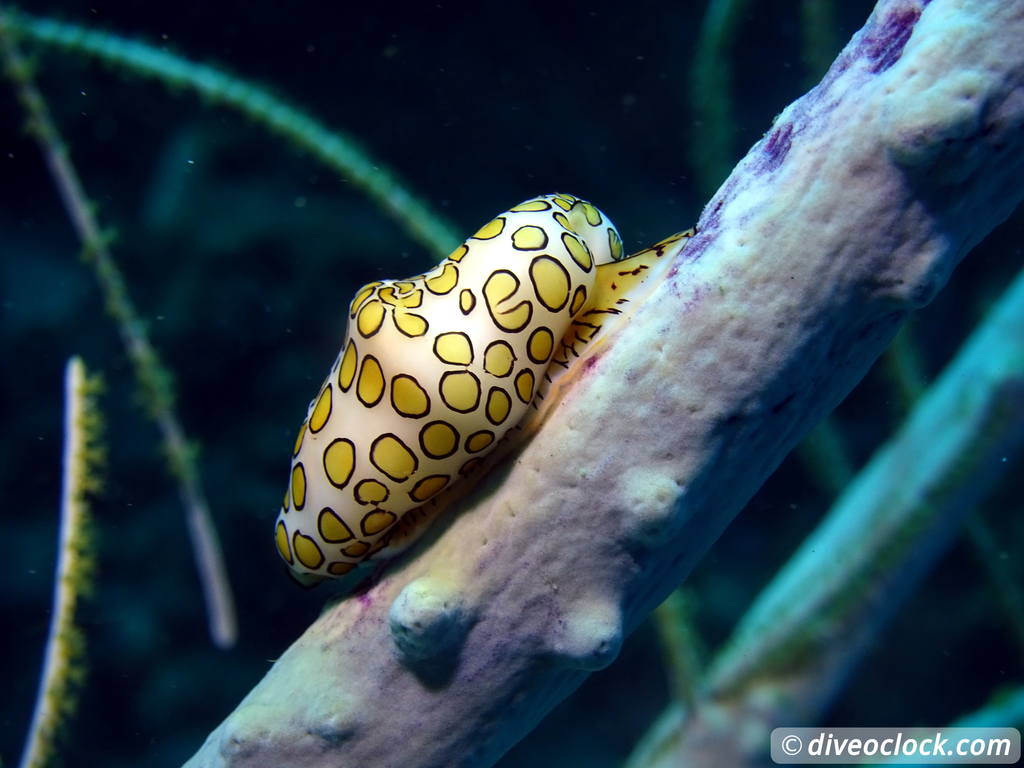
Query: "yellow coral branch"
18 357 101 768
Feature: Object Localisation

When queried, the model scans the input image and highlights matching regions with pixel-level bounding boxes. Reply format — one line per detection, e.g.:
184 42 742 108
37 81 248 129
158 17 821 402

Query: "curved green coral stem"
652 589 702 711
7 9 461 258
689 0 750 200
881 323 929 409
796 417 856 495
799 0 841 88
0 8 238 649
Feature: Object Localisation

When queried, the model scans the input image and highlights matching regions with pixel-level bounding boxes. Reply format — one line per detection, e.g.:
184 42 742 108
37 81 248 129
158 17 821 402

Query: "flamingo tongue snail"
274 193 694 586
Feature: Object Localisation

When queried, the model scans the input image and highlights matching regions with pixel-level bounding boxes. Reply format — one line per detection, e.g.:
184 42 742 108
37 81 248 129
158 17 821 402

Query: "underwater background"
2 1 1021 766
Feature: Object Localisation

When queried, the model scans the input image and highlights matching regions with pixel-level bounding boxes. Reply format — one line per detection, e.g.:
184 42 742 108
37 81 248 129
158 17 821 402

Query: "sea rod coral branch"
186 1 1024 766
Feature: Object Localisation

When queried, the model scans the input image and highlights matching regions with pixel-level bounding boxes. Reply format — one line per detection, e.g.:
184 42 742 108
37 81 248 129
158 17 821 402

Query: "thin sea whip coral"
0 8 237 648
5 9 460 258
17 358 101 768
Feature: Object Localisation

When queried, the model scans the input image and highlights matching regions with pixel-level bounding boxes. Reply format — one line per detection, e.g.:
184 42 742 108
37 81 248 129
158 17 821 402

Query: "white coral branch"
185 1 1024 765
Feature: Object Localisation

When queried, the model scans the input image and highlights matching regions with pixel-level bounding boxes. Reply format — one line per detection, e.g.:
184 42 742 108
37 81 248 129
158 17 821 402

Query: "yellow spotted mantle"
275 193 692 585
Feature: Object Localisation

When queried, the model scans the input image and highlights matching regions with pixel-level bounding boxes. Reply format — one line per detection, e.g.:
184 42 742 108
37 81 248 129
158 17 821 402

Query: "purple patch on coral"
667 232 712 279
863 3 921 74
704 198 726 230
762 123 794 172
